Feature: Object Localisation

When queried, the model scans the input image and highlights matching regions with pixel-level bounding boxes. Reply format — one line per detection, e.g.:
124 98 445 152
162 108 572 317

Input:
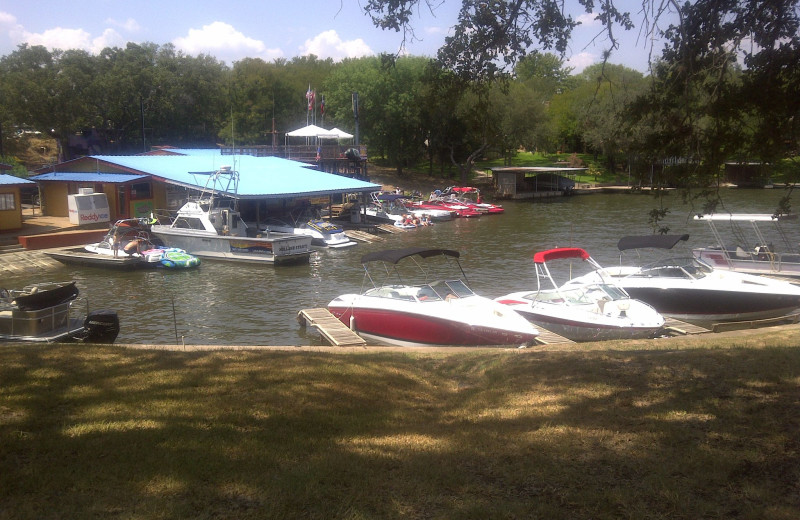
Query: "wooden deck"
662 317 711 335
344 229 385 243
534 327 576 345
297 308 367 347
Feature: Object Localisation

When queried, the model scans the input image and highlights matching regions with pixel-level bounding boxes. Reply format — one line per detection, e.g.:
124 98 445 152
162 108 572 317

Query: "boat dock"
345 229 386 243
662 318 711 335
534 328 576 345
297 308 367 347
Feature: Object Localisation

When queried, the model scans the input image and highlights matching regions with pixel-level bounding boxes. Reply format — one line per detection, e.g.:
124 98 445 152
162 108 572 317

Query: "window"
0 193 16 211
130 182 152 200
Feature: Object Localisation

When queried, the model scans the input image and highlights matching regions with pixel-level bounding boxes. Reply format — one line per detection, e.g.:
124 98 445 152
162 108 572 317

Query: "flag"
306 85 314 111
320 95 325 115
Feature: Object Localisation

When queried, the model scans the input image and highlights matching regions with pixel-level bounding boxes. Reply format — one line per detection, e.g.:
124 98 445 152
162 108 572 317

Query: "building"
0 174 36 232
30 149 381 223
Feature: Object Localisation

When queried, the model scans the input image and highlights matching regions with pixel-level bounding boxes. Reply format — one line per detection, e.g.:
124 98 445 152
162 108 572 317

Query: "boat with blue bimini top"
327 247 540 347
150 166 312 265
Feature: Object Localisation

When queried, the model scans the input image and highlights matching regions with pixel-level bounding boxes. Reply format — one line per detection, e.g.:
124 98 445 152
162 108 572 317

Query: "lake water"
5 188 798 346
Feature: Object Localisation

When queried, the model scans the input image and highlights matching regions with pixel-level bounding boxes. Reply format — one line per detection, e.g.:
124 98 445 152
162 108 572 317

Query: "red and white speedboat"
495 248 665 342
415 197 482 218
328 247 540 347
441 186 505 214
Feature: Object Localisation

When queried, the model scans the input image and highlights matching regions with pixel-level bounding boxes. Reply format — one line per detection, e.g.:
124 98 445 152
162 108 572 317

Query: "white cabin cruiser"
328 247 540 347
150 167 312 265
496 248 665 341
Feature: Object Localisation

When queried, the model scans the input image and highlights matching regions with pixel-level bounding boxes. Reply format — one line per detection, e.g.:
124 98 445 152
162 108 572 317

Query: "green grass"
2 330 800 519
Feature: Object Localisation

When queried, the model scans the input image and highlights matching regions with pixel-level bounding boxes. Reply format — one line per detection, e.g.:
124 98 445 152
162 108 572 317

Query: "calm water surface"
6 188 798 346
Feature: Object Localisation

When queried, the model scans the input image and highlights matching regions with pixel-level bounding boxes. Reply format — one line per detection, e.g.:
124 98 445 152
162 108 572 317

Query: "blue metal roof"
29 172 148 183
89 152 381 199
0 174 36 185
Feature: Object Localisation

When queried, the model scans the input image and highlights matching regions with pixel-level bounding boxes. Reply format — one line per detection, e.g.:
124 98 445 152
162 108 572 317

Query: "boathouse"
490 167 585 199
29 149 381 222
0 174 36 232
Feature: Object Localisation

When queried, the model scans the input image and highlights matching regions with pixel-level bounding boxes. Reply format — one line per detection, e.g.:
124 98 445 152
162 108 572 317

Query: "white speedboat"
261 211 355 249
495 248 665 341
328 247 540 347
47 218 200 270
578 235 800 325
150 168 312 265
0 281 119 343
692 213 800 279
365 193 453 223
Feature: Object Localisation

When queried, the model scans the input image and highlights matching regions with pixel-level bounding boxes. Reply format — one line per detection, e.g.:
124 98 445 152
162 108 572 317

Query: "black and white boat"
575 235 800 325
0 281 120 343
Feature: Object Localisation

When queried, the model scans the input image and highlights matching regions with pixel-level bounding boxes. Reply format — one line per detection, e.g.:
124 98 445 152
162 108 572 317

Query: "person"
111 230 120 257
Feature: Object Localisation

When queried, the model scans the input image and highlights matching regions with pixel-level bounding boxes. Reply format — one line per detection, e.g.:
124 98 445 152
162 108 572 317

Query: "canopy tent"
285 125 354 141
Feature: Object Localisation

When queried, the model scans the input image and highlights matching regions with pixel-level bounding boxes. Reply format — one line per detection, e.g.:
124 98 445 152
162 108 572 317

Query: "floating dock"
344 229 385 243
297 308 367 347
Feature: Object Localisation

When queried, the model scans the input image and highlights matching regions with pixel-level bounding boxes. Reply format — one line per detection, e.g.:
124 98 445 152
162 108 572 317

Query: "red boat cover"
533 247 590 264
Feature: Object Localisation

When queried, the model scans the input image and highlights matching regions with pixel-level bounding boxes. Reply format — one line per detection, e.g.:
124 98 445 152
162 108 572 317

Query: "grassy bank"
2 328 800 519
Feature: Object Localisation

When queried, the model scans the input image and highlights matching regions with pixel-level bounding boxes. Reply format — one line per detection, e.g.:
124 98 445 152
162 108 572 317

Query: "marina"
1 187 799 346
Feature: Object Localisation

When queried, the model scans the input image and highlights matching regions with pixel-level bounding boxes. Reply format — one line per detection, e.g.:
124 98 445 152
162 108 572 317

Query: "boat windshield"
638 257 711 279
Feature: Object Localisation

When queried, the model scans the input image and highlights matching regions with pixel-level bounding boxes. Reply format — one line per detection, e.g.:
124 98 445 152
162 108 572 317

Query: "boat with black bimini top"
574 234 800 326
327 247 540 347
0 281 120 343
150 166 312 265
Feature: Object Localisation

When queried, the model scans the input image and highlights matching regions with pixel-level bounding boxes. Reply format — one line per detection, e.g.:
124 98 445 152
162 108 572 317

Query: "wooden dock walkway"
345 229 385 243
534 327 575 345
0 249 62 275
662 317 711 336
297 308 367 347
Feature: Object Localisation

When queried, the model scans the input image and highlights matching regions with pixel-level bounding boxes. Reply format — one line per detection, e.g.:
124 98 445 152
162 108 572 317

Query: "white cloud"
173 21 283 62
300 30 373 60
105 18 141 33
565 51 597 73
576 13 601 26
22 26 93 51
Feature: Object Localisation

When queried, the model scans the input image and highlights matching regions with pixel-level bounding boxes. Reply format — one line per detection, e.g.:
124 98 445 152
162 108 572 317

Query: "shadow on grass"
1 344 799 519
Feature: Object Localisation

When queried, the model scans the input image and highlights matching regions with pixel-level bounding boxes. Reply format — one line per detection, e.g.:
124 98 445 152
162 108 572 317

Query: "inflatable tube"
160 250 201 269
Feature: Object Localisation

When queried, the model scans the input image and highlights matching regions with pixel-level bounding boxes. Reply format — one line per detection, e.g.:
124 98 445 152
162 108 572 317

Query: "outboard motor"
82 310 120 344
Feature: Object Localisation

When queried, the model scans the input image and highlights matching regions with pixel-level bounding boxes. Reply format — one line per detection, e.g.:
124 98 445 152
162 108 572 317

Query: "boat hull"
502 306 663 342
151 228 311 265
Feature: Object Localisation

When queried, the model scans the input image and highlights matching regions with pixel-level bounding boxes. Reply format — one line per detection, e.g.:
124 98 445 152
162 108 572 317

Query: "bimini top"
617 234 690 251
533 247 590 264
694 213 798 222
361 247 460 264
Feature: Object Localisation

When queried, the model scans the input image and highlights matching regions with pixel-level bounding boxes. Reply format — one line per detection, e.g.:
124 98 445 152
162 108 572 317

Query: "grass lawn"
2 328 800 519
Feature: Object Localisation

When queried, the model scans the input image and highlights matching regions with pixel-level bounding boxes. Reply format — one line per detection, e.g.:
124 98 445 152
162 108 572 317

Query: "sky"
0 1 665 74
